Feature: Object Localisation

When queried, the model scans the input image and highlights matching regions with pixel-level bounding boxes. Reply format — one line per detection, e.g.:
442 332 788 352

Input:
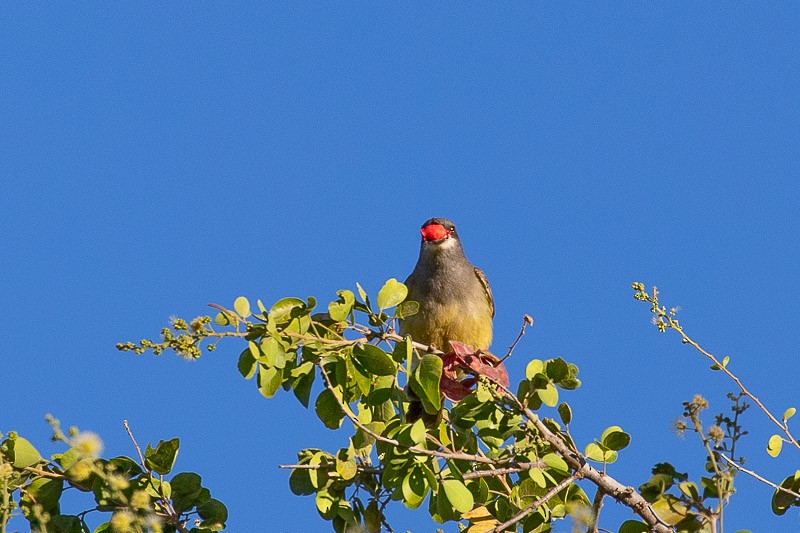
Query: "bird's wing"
474 267 494 318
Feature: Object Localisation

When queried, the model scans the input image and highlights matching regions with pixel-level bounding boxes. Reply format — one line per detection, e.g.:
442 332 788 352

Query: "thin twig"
719 454 800 500
462 461 546 480
22 467 62 479
123 420 146 468
278 463 383 475
655 296 800 451
378 496 395 533
498 314 534 364
491 472 581 532
123 420 190 533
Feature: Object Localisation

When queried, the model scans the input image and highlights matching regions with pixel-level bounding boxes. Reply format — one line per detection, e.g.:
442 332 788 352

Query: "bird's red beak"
420 223 450 242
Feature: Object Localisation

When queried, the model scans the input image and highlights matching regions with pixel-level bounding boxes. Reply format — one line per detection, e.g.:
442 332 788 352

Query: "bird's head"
419 218 459 254
420 218 458 242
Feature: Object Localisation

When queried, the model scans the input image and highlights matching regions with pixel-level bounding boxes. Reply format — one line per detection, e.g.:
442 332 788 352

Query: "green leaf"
652 495 688 525
395 300 419 319
48 515 83 533
171 472 204 513
585 442 617 464
270 297 306 323
257 364 283 398
402 467 429 509
391 336 413 364
783 407 796 422
678 481 700 500
356 282 368 303
315 389 345 430
525 359 544 380
537 382 558 407
214 311 234 326
336 452 357 481
353 344 397 376
410 354 443 414
528 467 546 487
517 477 545 507
198 498 228 525
316 489 337 518
601 426 631 451
260 337 287 368
767 434 783 457
145 438 180 475
545 357 568 381
6 435 43 468
289 468 315 496
557 402 572 425
542 453 569 475
22 477 63 511
234 296 251 318
328 290 355 322
409 419 427 445
291 361 316 408
442 479 474 513
377 278 408 311
238 347 258 380
618 520 648 533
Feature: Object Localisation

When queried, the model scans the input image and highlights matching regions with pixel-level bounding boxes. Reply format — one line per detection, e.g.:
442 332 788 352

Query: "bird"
399 217 495 424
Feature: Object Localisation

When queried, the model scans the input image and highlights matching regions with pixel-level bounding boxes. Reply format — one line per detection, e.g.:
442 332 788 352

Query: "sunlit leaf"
442 479 474 513
234 296 251 318
353 344 397 376
767 434 783 458
377 278 408 311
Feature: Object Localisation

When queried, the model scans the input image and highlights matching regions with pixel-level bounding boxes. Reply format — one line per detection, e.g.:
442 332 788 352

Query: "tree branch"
493 382 673 533
719 453 800 500
461 461 546 481
316 363 497 465
589 488 605 533
491 472 581 532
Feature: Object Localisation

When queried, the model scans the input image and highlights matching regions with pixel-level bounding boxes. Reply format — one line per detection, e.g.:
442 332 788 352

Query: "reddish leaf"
439 341 510 402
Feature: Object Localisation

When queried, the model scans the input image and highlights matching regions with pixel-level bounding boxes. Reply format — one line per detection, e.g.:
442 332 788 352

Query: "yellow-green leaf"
377 278 408 311
234 296 251 318
767 434 783 458
442 479 474 513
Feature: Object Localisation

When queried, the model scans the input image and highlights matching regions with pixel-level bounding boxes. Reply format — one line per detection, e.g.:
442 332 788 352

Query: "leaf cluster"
0 418 226 533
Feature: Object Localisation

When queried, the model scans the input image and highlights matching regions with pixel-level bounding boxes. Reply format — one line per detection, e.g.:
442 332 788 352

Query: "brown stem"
461 461 547 481
719 453 800 499
663 313 799 450
494 383 673 533
497 314 534 364
589 488 605 533
491 472 581 532
123 420 146 468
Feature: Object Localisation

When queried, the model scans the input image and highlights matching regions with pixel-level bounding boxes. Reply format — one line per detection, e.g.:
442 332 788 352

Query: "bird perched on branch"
400 217 495 424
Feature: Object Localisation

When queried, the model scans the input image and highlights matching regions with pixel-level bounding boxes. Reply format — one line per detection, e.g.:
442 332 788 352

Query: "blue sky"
2 3 799 531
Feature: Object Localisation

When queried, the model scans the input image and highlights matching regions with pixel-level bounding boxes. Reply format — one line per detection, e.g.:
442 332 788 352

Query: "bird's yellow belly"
400 301 493 351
